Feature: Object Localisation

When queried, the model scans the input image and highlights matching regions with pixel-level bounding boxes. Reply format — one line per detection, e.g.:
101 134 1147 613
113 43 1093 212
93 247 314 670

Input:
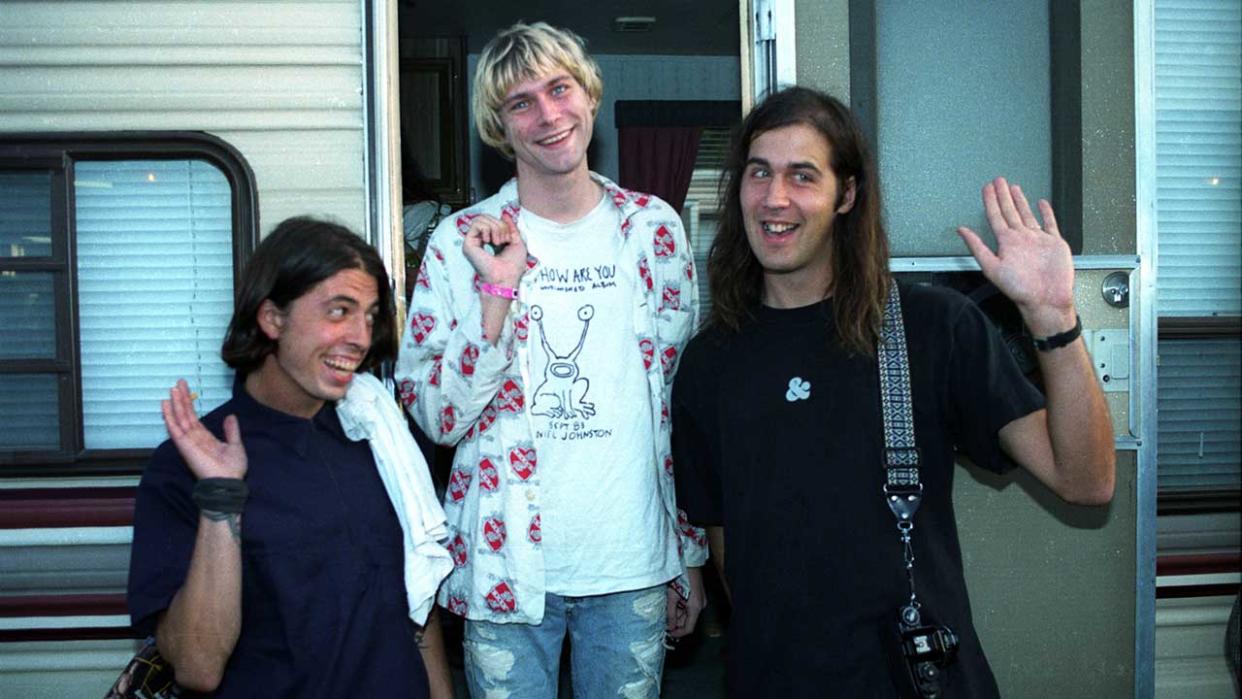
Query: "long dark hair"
709 87 890 356
221 216 398 376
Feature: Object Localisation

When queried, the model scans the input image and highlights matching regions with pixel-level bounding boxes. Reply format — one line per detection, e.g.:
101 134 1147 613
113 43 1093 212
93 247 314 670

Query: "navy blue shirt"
128 383 429 698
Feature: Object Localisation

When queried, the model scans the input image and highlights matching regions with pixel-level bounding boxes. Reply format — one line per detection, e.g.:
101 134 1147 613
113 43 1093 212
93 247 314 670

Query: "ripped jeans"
463 585 668 699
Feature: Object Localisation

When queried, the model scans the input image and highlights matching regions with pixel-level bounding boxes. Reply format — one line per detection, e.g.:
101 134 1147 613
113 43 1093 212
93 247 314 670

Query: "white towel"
337 372 452 625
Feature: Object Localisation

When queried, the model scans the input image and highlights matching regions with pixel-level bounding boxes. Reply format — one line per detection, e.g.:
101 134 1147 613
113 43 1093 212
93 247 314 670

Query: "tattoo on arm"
202 510 242 543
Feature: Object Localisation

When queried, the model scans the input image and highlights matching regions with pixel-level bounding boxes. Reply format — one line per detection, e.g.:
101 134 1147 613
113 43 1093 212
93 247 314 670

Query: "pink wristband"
478 281 518 300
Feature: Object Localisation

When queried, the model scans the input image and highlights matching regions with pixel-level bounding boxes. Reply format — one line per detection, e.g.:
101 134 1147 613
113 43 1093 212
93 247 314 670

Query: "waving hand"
161 379 247 481
956 177 1075 333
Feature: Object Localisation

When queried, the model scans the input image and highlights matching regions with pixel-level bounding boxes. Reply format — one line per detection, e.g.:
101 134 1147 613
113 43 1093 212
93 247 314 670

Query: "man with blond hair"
394 21 707 697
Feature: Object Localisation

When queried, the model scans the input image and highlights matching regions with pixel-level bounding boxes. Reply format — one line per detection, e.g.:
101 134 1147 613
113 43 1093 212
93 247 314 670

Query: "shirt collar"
497 171 649 232
230 375 348 459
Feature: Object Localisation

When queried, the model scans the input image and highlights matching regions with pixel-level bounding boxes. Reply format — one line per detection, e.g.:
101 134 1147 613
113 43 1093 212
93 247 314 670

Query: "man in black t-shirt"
672 87 1115 697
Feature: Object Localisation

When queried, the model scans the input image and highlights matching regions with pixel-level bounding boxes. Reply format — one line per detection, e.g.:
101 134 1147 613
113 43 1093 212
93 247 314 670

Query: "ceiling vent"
613 16 656 33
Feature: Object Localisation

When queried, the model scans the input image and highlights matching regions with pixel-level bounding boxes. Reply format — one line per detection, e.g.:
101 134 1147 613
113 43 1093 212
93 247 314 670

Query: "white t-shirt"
520 195 679 596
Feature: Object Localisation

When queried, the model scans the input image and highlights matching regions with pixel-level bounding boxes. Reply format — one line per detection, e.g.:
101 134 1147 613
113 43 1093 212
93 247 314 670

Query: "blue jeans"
463 585 668 699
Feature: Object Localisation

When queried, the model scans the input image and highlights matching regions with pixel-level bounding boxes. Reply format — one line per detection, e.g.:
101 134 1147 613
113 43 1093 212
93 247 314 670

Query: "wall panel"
0 0 368 234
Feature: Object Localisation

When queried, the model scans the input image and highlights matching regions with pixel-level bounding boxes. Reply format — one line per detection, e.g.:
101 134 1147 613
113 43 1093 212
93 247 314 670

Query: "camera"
897 605 959 698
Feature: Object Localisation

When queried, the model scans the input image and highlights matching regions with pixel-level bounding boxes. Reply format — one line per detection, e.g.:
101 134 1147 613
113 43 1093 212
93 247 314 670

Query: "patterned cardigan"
394 173 709 624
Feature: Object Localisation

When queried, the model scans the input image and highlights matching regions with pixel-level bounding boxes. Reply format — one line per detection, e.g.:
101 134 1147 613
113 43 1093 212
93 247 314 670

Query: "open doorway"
390 4 742 695
394 1 742 302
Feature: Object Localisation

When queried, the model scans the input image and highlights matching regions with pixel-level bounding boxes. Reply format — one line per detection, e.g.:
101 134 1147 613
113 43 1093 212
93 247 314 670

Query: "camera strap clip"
884 482 922 524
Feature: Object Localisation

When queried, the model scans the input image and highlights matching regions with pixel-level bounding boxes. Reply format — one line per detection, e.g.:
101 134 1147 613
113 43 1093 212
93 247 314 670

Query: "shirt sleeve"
671 338 724 527
947 296 1047 474
395 216 518 446
647 204 711 565
651 207 699 389
126 442 199 636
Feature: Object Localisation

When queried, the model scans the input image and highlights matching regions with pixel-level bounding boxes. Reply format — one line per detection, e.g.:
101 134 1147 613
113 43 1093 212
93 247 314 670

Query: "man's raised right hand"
161 379 247 481
462 212 528 288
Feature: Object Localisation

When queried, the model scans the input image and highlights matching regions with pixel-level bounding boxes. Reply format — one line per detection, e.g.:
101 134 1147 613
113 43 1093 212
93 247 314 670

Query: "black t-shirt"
673 283 1044 698
128 384 430 699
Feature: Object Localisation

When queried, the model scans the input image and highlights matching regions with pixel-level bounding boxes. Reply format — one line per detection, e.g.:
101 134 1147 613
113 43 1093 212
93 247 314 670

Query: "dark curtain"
617 126 703 213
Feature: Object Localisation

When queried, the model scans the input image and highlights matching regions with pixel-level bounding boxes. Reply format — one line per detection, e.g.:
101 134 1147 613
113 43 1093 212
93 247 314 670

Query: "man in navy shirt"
127 217 451 697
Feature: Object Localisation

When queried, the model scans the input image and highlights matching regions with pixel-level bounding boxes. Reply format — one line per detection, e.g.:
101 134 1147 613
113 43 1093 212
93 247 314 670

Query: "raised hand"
462 212 528 288
161 379 247 481
956 177 1077 335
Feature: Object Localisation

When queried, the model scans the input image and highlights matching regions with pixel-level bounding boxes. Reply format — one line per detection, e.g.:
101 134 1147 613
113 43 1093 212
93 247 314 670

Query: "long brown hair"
708 87 890 356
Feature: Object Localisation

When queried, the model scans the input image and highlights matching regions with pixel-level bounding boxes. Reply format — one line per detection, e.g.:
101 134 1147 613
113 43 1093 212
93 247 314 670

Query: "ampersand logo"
785 377 812 402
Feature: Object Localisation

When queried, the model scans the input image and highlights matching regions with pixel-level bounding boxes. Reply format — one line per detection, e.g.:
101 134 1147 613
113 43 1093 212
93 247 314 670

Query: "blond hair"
472 21 603 158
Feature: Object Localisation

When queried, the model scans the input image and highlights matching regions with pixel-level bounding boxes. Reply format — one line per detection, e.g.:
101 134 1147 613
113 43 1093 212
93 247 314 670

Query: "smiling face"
247 267 379 418
501 70 596 183
740 123 856 305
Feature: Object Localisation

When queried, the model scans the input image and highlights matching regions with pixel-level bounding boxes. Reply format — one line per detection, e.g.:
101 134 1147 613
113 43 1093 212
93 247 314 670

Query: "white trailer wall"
0 0 369 234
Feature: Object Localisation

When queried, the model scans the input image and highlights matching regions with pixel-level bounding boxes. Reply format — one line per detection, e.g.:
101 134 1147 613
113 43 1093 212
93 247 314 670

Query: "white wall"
0 0 369 235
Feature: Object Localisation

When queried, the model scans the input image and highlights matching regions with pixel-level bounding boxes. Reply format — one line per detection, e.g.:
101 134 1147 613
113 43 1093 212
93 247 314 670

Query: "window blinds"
1154 0 1242 493
1157 338 1242 491
1155 0 1242 316
74 160 234 450
0 171 59 451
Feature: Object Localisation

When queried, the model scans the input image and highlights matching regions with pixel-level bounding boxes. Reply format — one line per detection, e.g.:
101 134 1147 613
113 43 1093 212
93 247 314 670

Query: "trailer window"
0 136 256 476
1150 1 1242 510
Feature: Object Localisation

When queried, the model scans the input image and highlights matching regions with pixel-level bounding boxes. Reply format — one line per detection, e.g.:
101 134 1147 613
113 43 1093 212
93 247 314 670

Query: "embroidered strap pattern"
878 282 919 488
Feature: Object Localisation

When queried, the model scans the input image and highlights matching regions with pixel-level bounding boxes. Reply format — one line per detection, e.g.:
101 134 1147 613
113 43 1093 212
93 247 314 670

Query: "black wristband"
192 478 249 515
1031 314 1082 352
